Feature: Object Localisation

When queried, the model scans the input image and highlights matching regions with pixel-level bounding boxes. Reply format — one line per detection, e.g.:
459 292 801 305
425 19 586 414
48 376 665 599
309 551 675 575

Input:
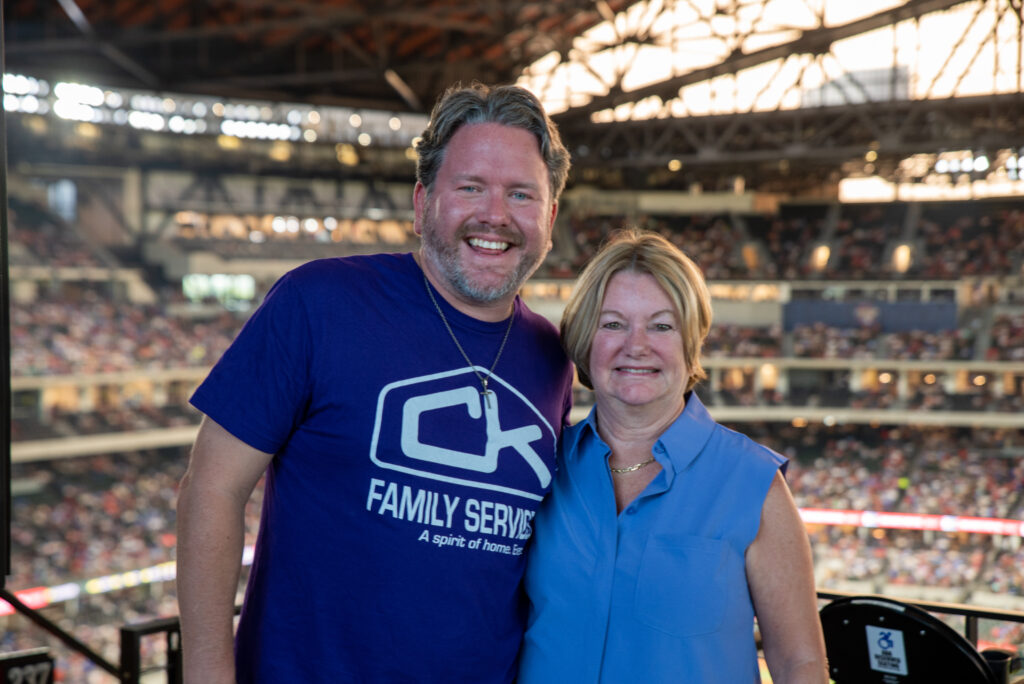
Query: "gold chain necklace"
609 456 657 474
423 270 515 408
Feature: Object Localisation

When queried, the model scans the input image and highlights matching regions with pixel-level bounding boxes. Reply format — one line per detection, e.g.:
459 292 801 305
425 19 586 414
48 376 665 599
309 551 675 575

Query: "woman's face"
588 270 689 415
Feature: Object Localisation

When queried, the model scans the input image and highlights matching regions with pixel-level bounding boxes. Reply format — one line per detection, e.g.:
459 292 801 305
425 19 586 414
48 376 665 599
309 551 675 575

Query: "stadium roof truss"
522 0 1024 189
2 0 643 111
3 0 1023 192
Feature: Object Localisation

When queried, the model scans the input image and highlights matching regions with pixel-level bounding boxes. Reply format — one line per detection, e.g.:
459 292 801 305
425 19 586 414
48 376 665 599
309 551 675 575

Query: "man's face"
415 122 558 312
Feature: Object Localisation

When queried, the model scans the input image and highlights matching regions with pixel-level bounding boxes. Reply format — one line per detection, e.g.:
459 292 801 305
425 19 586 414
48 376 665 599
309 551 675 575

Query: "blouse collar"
566 392 718 485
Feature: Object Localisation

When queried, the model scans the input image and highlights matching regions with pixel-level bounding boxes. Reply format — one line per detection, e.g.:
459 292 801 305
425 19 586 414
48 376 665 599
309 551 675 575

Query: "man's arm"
176 416 274 684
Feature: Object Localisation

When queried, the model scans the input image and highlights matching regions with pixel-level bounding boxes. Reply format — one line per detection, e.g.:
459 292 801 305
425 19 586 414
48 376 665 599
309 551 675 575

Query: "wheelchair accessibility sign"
866 625 908 675
369 367 555 501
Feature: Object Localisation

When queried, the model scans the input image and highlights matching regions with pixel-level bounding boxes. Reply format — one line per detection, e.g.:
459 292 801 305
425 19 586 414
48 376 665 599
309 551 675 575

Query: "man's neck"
414 252 516 322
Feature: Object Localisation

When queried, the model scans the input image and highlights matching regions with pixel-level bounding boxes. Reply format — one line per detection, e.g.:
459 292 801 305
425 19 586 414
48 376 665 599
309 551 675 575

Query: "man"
175 83 574 683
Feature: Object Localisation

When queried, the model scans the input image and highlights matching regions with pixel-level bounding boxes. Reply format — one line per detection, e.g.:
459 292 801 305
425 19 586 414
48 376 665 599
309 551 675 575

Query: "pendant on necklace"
423 270 513 412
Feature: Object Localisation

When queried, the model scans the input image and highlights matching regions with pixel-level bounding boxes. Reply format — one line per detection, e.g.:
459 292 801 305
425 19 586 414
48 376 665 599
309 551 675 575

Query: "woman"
519 229 828 683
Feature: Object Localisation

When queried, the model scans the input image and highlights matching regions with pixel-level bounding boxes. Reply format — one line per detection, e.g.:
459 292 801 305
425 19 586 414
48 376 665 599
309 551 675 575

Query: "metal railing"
5 590 1024 683
817 589 1024 651
120 616 181 684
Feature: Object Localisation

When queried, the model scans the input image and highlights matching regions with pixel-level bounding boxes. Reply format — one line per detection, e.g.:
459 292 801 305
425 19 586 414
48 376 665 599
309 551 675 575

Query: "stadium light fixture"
811 244 830 271
216 134 240 150
75 122 100 139
54 81 104 107
892 243 912 273
54 99 95 122
2 73 42 95
336 143 359 166
18 95 39 114
268 141 291 162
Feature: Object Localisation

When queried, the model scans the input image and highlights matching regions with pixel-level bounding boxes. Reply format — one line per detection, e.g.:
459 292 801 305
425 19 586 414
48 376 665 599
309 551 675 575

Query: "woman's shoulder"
708 421 787 472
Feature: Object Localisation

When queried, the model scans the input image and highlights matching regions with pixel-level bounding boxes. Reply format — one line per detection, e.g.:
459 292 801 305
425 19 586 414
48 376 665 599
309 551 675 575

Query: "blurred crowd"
913 203 1024 279
11 301 1008 376
989 313 1024 361
11 292 242 377
8 203 105 269
552 200 1024 281
4 422 1024 680
4 448 263 682
5 193 1024 676
11 191 1024 282
746 422 1024 608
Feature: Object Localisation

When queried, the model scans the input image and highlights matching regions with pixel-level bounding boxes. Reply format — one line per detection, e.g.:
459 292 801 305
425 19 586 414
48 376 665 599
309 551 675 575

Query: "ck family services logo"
369 367 555 501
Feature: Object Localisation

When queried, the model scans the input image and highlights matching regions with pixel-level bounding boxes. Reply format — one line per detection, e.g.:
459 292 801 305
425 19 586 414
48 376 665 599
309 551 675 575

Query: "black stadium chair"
820 595 996 684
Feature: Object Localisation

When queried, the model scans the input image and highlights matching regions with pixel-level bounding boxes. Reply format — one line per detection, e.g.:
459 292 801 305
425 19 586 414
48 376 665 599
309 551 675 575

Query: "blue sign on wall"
783 301 958 332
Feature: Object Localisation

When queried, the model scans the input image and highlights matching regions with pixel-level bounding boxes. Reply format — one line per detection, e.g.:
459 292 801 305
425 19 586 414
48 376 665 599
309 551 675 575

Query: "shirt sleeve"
190 271 314 453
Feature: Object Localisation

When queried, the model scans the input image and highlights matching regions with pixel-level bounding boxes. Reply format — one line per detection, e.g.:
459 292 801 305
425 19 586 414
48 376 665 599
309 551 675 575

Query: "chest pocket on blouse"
633 535 729 637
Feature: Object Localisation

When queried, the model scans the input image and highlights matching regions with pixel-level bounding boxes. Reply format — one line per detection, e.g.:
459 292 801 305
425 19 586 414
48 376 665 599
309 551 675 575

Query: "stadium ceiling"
3 0 1024 193
2 0 644 111
543 0 1024 191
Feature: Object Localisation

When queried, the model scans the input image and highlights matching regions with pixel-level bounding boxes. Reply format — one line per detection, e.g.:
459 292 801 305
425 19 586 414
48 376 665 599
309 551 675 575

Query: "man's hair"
415 82 571 201
560 228 713 392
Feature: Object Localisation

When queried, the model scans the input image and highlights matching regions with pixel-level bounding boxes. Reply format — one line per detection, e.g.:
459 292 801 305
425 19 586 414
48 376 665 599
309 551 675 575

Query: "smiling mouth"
467 237 511 252
617 367 657 374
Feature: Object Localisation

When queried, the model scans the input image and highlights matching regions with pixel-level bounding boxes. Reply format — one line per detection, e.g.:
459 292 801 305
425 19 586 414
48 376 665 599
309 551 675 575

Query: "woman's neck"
595 396 686 454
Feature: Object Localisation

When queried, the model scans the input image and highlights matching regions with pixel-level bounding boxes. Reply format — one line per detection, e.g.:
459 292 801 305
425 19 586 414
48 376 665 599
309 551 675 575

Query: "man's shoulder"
516 297 560 339
288 252 413 280
516 299 570 371
274 252 414 294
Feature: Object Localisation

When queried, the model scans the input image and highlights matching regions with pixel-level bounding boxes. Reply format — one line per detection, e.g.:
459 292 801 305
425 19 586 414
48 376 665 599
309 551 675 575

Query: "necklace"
423 271 515 408
609 456 657 474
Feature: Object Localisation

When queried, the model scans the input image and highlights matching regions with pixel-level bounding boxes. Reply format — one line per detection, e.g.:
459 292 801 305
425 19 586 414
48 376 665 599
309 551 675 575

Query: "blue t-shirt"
519 393 785 683
190 253 573 683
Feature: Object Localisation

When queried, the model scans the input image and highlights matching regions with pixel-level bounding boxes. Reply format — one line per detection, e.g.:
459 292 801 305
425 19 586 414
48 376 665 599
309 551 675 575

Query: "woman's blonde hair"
560 228 712 392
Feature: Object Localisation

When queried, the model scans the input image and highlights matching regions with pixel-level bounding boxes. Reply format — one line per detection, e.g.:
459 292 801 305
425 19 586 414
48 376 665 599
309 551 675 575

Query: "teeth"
468 237 510 251
619 368 656 374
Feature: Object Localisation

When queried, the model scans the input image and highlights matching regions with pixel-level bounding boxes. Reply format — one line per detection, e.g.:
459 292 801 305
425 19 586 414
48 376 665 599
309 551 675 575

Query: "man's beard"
420 221 550 304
